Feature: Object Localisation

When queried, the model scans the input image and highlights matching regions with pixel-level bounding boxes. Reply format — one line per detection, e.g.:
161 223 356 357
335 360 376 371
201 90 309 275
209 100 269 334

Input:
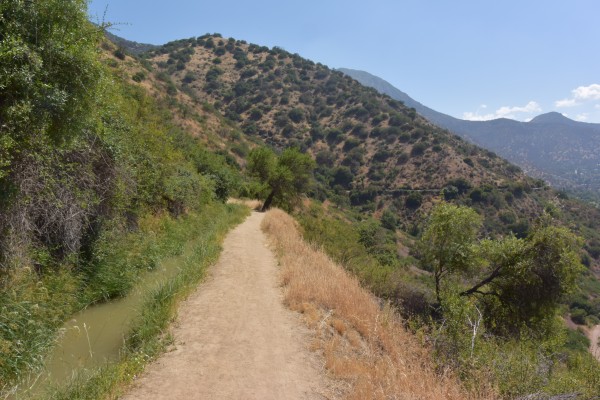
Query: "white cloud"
495 101 542 118
462 111 496 121
573 84 600 101
463 101 542 121
576 113 589 121
555 98 578 108
555 83 600 108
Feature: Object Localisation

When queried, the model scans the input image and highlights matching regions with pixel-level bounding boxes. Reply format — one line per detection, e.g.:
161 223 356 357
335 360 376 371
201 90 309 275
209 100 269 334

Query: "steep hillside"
340 68 600 194
105 33 600 330
105 31 158 55
138 36 548 220
123 35 600 274
0 9 245 392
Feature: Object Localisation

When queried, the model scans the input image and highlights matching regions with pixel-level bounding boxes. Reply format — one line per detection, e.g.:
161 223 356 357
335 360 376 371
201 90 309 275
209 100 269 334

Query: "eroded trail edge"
122 212 329 400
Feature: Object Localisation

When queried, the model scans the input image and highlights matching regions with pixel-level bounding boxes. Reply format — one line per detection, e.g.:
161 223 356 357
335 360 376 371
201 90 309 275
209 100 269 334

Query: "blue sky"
89 0 600 123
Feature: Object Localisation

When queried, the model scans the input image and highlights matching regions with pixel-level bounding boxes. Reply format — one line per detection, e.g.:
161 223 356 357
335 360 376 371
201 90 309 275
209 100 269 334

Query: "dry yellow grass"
262 208 497 400
227 198 263 210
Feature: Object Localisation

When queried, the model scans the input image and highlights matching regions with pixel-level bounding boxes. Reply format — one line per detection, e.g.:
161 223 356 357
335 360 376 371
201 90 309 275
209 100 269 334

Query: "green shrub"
113 47 126 60
442 185 459 200
288 108 304 123
405 192 422 209
396 152 409 164
571 308 587 325
249 108 263 121
332 166 354 189
315 150 335 167
343 137 361 151
410 142 427 156
132 71 146 82
326 128 344 144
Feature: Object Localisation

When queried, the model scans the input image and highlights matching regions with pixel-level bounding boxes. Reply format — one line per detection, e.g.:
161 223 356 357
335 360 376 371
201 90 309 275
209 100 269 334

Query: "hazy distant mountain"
337 68 460 129
339 68 600 192
105 31 158 55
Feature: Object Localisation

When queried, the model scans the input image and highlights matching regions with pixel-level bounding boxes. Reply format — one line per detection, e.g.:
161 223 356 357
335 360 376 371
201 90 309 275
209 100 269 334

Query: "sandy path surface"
590 324 600 362
122 212 329 400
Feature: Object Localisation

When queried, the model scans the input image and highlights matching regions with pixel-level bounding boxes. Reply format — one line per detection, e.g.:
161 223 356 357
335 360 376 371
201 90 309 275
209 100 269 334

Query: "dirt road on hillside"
122 212 331 400
590 324 600 362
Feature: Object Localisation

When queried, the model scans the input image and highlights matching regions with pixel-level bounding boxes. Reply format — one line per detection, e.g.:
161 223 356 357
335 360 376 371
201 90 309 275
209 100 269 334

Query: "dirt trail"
590 324 600 362
122 212 329 400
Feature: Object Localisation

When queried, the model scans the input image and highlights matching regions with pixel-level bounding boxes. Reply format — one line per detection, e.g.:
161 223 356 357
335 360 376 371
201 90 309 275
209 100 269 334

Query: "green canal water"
12 252 187 399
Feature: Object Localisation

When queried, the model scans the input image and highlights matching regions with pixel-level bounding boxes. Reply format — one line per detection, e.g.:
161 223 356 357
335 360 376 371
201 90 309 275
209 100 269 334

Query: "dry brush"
261 208 496 400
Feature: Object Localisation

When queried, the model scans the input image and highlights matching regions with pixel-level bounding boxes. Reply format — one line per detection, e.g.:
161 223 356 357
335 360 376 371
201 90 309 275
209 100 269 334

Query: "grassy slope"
293 201 600 398
0 34 248 394
45 204 248 400
262 208 492 399
100 39 261 166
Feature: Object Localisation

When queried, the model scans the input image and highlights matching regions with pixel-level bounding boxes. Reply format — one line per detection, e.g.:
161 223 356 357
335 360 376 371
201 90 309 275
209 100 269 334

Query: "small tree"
419 203 481 303
247 147 315 211
419 203 583 335
405 192 423 209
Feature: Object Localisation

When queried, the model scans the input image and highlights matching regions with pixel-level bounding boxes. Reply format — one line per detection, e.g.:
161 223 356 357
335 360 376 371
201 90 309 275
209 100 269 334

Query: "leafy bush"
343 137 361 151
332 166 353 189
288 107 304 123
570 308 587 325
247 147 315 211
315 150 335 167
410 142 428 156
405 192 423 209
397 152 409 164
113 47 126 60
326 128 344 144
446 178 472 195
249 108 263 121
132 71 146 82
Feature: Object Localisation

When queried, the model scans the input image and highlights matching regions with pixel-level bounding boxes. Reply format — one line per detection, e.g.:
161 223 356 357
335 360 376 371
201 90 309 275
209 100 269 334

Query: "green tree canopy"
419 203 481 303
0 0 104 178
419 202 583 335
247 146 315 211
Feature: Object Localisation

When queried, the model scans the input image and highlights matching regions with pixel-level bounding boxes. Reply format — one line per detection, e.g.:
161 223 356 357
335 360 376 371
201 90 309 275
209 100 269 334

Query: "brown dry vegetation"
149 37 525 191
261 208 497 400
100 39 259 163
227 198 263 210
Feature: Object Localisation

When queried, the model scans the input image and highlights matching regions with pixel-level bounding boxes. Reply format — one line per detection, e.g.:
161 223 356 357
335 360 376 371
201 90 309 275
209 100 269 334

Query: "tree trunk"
435 271 442 305
261 190 276 212
459 263 503 297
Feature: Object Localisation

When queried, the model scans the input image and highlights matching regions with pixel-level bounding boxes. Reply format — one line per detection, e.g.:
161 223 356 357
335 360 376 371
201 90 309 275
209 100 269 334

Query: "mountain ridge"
339 68 600 192
115 34 600 276
530 111 578 125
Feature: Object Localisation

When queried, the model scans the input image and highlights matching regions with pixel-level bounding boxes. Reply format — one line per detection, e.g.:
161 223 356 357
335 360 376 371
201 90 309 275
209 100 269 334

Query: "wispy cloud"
555 98 578 108
463 101 541 121
555 83 600 108
576 113 589 121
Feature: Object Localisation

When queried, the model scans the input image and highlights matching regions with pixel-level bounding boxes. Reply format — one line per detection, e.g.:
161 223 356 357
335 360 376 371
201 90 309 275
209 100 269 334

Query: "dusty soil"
589 324 600 362
122 212 331 400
